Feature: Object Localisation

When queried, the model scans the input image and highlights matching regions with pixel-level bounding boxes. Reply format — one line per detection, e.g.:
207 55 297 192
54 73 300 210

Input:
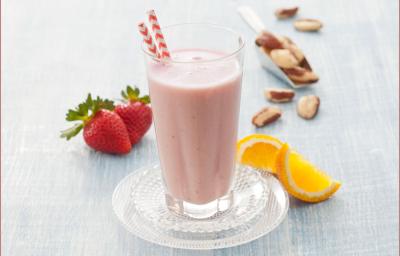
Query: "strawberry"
61 94 132 154
114 86 152 145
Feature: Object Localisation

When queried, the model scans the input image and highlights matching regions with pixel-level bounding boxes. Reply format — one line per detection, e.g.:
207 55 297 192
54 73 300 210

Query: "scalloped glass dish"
112 164 289 250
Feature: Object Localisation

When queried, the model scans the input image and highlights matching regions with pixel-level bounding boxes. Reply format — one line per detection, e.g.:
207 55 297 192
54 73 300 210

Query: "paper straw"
138 22 160 58
147 10 171 59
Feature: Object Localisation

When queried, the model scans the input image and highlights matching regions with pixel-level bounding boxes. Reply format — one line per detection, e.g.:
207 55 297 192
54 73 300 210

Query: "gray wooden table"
2 0 399 255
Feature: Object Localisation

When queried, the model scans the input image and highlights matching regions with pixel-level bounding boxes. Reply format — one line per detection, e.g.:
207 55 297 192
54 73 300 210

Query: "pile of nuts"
255 6 322 85
252 88 320 127
251 6 323 128
255 31 319 85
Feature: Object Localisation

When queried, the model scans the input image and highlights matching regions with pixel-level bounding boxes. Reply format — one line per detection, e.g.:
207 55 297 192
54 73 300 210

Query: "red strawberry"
61 94 131 154
114 86 152 145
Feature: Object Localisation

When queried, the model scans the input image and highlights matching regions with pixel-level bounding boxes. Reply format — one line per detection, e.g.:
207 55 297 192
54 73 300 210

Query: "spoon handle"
237 6 266 34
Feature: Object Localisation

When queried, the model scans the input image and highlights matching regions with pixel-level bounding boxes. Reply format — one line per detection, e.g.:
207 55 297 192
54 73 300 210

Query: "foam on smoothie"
148 49 241 89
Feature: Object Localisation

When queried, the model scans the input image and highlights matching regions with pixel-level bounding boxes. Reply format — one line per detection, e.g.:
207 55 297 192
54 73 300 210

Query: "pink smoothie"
147 49 242 204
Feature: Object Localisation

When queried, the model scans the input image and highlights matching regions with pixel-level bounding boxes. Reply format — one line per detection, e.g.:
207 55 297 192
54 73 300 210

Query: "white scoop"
237 6 310 88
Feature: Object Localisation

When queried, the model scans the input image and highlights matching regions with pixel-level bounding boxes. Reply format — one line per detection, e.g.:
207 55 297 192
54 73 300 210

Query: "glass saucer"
112 164 289 250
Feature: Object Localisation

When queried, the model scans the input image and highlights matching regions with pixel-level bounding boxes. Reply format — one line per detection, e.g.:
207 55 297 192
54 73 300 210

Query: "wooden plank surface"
2 0 399 255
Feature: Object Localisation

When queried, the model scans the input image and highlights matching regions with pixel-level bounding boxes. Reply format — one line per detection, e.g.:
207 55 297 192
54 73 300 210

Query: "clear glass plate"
112 164 289 250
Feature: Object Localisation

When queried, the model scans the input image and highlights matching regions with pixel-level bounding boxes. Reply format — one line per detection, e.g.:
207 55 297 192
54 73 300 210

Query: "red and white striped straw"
138 22 160 58
147 10 171 59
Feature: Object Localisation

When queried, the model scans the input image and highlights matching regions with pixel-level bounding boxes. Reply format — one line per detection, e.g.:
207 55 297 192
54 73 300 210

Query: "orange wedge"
275 143 341 203
237 134 283 173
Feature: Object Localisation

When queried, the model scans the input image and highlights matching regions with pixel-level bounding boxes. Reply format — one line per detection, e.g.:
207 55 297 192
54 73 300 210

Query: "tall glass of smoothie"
143 23 245 219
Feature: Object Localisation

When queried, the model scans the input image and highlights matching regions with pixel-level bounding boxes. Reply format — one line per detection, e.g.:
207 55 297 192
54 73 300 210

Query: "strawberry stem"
121 85 150 104
60 93 115 140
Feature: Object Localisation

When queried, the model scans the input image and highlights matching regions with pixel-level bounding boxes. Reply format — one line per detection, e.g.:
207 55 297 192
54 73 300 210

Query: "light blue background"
2 0 399 255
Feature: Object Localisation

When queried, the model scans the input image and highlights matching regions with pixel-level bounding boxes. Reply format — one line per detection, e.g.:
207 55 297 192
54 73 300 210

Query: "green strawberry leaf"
139 95 150 104
127 85 139 98
61 93 115 140
121 85 151 104
92 96 114 113
66 109 85 121
121 90 129 100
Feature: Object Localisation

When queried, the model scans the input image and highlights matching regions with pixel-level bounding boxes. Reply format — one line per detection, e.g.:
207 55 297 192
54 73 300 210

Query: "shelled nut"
275 7 298 19
294 19 323 32
270 49 299 68
283 67 319 84
265 88 295 103
252 107 282 127
297 95 320 119
255 31 283 50
287 44 304 61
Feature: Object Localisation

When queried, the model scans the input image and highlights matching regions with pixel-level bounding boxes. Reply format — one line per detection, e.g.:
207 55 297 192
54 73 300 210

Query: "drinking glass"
142 23 245 219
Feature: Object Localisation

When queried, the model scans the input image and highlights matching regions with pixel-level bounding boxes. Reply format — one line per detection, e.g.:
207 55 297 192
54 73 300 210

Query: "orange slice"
275 143 341 203
237 134 283 173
